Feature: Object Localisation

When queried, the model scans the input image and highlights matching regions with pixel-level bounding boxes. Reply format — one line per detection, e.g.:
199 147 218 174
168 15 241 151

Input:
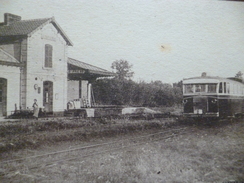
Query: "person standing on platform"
32 99 39 120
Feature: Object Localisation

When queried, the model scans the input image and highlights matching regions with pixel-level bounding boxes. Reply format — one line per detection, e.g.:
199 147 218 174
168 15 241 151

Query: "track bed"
0 118 244 182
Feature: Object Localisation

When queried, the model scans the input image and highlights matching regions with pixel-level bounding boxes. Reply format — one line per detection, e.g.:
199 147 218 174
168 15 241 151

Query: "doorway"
43 81 53 112
0 78 7 116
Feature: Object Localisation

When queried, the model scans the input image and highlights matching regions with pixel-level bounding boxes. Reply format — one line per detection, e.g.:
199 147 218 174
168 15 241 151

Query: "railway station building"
0 13 114 117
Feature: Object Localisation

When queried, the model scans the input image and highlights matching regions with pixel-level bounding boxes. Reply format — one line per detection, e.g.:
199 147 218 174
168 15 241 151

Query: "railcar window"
235 85 238 94
231 84 234 94
208 84 217 93
185 84 194 93
219 82 223 93
195 84 206 92
224 82 226 93
226 83 230 93
0 80 2 102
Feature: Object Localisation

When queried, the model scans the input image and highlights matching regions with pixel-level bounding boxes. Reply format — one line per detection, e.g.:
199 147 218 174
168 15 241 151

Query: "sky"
1 0 244 84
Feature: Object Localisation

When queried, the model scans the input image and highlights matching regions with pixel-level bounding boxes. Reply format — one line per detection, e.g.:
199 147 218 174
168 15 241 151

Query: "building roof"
0 16 73 46
68 57 115 79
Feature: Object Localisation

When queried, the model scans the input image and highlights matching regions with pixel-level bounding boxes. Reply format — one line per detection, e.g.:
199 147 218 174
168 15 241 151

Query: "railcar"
182 73 244 119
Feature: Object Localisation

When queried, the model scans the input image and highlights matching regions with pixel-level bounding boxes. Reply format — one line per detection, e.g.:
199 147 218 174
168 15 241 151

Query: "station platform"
0 117 19 122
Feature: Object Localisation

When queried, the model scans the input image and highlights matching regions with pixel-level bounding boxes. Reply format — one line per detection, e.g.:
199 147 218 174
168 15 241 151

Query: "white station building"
0 13 114 117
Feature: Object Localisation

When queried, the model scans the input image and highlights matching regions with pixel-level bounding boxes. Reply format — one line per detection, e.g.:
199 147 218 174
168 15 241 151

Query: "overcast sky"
1 0 244 83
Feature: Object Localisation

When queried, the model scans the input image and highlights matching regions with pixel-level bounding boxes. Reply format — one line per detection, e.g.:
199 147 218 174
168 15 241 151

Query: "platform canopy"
68 57 115 81
0 48 24 67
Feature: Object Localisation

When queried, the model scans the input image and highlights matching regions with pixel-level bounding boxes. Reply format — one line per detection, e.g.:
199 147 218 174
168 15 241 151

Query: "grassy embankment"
0 106 182 153
0 117 176 154
39 120 244 183
1 119 244 183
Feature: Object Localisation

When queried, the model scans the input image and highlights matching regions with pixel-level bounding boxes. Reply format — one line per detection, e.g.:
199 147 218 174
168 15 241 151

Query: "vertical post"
79 80 82 107
79 80 81 99
87 83 91 107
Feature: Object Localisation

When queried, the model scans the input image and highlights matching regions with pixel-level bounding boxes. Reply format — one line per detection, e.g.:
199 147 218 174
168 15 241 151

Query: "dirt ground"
0 118 244 183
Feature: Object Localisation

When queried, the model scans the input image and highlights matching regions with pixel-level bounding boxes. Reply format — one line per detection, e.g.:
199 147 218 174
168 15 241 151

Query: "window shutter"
45 44 52 68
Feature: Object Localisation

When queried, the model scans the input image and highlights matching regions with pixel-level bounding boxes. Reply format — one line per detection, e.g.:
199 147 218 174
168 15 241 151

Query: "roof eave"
68 58 114 73
51 18 73 46
88 70 115 76
26 17 73 46
0 35 27 43
0 60 24 67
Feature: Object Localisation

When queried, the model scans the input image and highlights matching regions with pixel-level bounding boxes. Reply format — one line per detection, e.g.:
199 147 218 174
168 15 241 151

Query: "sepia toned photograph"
0 0 244 182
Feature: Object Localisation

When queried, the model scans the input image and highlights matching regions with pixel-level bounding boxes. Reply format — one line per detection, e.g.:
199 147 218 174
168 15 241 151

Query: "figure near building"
32 99 39 119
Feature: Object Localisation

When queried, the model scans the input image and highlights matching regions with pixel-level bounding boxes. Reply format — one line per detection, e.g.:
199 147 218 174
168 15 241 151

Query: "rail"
0 127 187 176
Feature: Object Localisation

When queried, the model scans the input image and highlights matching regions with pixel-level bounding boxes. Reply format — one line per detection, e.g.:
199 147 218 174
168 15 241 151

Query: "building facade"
0 13 113 117
0 49 21 116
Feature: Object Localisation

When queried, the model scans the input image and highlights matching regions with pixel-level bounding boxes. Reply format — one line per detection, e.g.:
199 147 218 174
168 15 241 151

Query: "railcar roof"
183 76 244 85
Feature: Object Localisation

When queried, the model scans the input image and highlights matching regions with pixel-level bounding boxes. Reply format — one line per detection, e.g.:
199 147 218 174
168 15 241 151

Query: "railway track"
0 126 188 176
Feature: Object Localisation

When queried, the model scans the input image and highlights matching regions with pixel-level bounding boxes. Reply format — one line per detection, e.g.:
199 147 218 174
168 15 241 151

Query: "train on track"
182 73 244 119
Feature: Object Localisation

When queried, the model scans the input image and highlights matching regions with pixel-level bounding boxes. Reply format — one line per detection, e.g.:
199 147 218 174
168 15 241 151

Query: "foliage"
235 71 243 79
93 60 183 107
111 60 134 80
93 78 183 107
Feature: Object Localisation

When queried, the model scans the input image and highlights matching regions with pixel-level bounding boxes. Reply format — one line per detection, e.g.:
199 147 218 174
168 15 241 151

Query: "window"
235 85 237 94
207 84 217 93
44 89 49 102
238 85 242 94
226 82 230 93
0 80 3 102
45 44 52 68
195 84 206 92
184 84 194 93
219 82 223 93
231 84 234 94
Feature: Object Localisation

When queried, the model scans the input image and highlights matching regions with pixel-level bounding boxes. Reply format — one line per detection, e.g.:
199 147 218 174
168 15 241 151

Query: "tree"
111 60 134 80
235 71 243 79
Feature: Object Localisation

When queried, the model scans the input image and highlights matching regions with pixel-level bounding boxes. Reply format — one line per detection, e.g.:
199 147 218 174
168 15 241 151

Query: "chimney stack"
4 13 21 25
201 72 207 77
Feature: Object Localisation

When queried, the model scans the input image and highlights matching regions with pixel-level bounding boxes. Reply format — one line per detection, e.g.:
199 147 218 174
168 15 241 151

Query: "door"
183 97 193 113
0 78 7 116
43 81 53 112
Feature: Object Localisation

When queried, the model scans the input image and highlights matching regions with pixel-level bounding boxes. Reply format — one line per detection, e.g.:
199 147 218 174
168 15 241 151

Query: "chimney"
4 13 21 25
201 72 207 77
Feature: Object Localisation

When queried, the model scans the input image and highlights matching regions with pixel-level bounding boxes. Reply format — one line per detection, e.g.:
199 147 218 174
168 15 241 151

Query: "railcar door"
218 98 231 118
43 81 53 113
183 97 193 113
0 78 7 117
